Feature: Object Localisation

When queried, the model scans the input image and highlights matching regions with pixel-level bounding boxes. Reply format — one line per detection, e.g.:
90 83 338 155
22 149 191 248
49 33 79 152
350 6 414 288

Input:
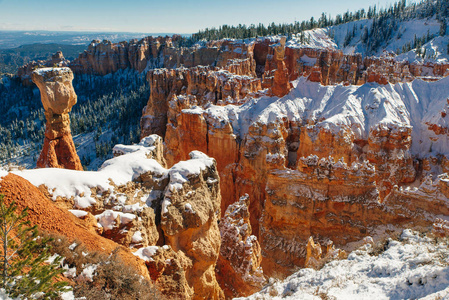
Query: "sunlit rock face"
140 64 262 140
141 66 449 279
70 36 177 75
31 67 83 170
216 194 265 298
39 34 449 291
11 135 226 299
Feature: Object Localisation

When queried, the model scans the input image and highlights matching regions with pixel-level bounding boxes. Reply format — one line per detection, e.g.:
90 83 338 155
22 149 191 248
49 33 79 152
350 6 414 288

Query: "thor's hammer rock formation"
31 67 83 170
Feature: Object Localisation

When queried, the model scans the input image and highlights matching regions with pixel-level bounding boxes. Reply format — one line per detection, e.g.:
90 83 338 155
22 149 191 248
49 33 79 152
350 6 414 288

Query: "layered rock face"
142 71 449 279
113 139 225 299
160 151 223 300
14 35 449 295
139 39 264 140
260 155 399 274
263 45 449 86
31 67 82 170
141 64 262 139
16 35 449 89
69 36 177 75
216 194 265 298
69 37 259 76
135 38 449 285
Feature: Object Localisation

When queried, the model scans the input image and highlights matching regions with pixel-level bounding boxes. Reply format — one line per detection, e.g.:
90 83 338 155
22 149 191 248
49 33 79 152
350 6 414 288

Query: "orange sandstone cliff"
12 35 449 298
10 136 231 299
140 48 449 281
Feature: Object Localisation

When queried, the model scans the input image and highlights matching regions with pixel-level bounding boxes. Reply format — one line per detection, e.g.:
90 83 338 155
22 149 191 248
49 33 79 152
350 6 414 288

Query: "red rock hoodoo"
31 67 82 170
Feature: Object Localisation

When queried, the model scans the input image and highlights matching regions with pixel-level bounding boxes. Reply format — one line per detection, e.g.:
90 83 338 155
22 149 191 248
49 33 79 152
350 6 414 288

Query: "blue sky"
0 0 403 33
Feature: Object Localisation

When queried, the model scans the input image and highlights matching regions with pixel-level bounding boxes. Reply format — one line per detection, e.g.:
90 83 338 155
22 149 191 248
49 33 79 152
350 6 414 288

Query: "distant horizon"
0 29 184 35
0 0 412 34
0 31 188 49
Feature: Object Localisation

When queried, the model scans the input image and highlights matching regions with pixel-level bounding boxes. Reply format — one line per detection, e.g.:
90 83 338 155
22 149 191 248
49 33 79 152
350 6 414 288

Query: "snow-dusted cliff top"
198 76 449 156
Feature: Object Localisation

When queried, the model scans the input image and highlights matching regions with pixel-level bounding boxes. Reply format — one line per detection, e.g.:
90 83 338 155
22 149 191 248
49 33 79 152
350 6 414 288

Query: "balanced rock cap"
31 67 77 115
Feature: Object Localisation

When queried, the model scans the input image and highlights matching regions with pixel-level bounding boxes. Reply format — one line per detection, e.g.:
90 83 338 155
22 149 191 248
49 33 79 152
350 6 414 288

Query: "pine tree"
440 20 447 36
0 194 70 299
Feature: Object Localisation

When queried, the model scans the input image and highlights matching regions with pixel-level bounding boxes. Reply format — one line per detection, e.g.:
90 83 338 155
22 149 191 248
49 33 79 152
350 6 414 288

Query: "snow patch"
95 210 136 231
68 210 88 218
185 203 194 213
78 264 97 282
203 76 449 157
131 231 143 243
162 151 215 214
133 246 159 262
0 170 8 180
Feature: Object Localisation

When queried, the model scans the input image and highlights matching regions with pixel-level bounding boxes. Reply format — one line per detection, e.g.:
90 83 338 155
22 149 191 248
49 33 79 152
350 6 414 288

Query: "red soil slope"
0 173 149 278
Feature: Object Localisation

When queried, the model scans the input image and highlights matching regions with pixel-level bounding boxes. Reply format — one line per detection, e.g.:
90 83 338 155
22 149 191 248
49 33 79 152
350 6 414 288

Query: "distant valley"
0 30 174 49
0 30 180 74
0 43 86 74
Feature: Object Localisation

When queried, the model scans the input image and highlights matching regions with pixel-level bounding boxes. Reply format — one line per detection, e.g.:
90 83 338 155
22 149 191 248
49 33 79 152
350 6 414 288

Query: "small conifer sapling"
0 194 70 299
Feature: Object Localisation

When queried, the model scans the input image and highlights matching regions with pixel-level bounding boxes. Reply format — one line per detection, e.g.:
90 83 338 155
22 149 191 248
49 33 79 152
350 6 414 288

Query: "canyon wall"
67 36 449 85
30 34 448 288
69 38 257 76
17 35 449 88
17 36 449 88
141 66 449 278
12 34 449 297
263 46 449 86
141 64 261 139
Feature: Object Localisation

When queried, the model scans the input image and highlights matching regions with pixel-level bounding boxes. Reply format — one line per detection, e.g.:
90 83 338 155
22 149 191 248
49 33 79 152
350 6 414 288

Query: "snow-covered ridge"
201 76 449 156
12 142 165 209
161 150 216 215
33 67 71 76
167 150 215 191
9 135 215 211
239 229 449 300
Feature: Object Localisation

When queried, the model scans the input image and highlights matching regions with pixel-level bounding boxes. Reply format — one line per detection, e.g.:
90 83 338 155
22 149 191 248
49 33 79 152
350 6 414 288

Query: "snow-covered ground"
8 136 167 209
4 135 215 219
239 229 449 300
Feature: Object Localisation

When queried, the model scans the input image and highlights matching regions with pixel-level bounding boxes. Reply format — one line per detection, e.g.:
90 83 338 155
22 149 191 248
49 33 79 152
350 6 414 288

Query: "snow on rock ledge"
13 141 167 209
0 170 8 181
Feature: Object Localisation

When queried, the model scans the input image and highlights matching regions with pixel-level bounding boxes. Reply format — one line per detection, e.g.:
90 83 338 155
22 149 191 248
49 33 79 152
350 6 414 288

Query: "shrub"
0 194 70 299
44 233 164 300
